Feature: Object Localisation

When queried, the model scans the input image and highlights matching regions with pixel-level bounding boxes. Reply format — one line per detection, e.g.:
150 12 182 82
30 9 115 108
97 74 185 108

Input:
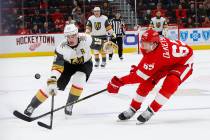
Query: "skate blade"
136 122 145 125
116 119 127 122
65 114 72 120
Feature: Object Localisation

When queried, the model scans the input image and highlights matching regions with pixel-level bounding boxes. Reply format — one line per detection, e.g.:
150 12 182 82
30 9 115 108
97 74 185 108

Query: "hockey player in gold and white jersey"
149 11 168 37
24 24 95 116
86 7 116 68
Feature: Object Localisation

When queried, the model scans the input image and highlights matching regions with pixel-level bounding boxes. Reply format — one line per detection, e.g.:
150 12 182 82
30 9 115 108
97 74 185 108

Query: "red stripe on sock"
52 69 62 73
39 89 48 98
130 99 142 111
150 100 162 112
72 84 83 90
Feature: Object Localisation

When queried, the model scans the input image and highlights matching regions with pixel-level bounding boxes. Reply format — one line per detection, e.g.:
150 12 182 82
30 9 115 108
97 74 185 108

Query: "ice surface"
0 51 210 140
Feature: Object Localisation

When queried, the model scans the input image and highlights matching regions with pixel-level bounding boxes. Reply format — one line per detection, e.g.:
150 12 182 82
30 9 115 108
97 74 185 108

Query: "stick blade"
13 110 32 122
37 121 52 130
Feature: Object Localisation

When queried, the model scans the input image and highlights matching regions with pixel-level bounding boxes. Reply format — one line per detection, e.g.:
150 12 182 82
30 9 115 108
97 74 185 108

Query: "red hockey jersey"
136 37 193 82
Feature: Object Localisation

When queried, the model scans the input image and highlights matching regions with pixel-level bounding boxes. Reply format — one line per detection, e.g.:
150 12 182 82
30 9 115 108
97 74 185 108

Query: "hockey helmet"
140 29 160 52
141 29 160 43
64 24 78 37
93 7 101 11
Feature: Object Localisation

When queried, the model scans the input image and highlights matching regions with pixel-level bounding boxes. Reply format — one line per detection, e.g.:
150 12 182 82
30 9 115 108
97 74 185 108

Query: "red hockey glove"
107 76 124 94
130 65 138 73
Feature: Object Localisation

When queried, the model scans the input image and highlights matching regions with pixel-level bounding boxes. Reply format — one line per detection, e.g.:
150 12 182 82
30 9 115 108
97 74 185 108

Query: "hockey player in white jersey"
85 7 116 68
149 11 168 37
24 24 94 116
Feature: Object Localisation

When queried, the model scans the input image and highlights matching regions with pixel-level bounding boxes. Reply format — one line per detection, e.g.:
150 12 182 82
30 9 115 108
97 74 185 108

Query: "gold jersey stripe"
72 84 83 90
35 89 48 102
101 53 106 57
99 49 106 54
106 25 112 31
70 85 83 96
52 64 64 73
95 54 99 59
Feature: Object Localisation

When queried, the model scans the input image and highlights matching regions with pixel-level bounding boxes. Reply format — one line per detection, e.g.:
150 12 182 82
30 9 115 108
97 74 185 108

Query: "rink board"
0 27 209 58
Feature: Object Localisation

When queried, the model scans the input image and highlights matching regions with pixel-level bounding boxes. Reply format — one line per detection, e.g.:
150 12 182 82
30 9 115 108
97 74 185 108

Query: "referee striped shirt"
110 18 125 36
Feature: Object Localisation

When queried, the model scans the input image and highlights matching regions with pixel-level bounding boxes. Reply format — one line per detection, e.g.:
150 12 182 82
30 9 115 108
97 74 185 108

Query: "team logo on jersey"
190 30 201 41
202 30 210 41
180 31 188 41
156 22 161 28
94 22 101 30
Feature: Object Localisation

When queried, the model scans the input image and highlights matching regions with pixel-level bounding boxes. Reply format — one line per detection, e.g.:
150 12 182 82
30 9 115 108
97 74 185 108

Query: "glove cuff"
51 69 61 80
50 76 57 80
47 76 57 85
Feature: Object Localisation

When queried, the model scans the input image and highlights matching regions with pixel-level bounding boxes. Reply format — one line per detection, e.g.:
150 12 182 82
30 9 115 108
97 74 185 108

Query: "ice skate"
118 108 136 121
64 105 73 116
100 61 106 68
137 107 154 124
109 56 112 60
24 105 35 117
109 54 113 60
94 61 100 68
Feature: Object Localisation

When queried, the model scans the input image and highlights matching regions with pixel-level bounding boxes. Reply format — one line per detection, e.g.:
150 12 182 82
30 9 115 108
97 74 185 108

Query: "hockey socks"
24 89 48 116
65 85 82 115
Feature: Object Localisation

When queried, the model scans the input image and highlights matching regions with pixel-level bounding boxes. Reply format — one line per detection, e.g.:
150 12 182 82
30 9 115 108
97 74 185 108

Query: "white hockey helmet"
64 24 78 37
93 7 100 11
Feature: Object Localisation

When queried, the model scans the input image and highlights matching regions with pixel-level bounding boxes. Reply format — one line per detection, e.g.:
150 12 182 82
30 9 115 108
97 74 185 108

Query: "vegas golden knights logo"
94 22 101 30
156 22 161 28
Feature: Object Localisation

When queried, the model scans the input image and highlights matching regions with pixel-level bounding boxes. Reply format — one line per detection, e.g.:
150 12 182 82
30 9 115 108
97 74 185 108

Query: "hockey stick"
13 88 107 122
37 94 55 129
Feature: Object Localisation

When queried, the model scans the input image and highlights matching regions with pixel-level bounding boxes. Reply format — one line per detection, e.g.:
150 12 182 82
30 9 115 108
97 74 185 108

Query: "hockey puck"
35 73 41 79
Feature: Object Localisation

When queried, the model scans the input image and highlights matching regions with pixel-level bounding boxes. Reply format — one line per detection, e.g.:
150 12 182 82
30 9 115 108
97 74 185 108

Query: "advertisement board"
0 27 209 58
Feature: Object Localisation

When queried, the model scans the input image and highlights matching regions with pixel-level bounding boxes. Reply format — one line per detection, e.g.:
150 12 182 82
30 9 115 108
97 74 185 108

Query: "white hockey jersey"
86 15 112 37
150 17 167 32
54 33 92 66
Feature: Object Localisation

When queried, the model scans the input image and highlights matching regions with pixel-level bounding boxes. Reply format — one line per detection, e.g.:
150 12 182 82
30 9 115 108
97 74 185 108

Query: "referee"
109 12 125 60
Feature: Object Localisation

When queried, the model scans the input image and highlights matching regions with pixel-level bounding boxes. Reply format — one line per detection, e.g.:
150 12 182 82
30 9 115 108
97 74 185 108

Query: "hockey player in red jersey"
107 29 193 123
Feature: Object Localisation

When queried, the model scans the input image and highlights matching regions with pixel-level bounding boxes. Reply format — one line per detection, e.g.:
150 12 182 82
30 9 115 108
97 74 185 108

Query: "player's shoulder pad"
88 15 95 20
56 40 67 53
78 33 87 41
101 15 108 20
60 40 68 48
78 33 92 44
151 17 156 20
161 17 166 20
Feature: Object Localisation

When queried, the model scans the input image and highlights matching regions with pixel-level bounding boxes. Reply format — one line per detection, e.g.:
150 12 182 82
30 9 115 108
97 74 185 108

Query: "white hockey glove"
103 41 118 54
47 76 58 95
